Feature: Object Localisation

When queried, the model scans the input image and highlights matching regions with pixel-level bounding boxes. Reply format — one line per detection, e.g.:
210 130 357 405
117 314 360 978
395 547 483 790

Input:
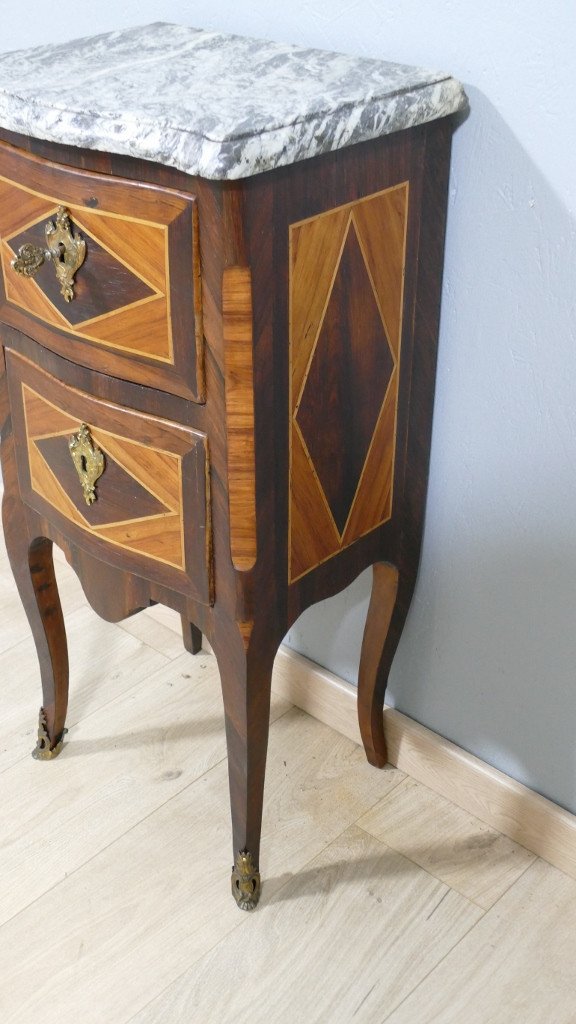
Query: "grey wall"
3 3 576 812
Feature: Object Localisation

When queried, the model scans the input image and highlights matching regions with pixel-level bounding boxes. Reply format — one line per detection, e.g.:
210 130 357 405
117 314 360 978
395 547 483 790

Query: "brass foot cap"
231 850 261 911
32 708 68 761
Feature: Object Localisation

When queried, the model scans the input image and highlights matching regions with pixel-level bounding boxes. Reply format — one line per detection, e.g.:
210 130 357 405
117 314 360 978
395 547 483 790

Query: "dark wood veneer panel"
296 220 394 535
8 218 155 325
35 435 168 526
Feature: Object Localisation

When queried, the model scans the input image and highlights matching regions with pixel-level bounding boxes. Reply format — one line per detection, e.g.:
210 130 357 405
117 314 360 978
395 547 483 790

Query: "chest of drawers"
0 23 465 909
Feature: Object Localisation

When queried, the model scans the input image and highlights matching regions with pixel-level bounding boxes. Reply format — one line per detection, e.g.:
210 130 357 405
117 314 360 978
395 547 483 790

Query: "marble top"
0 23 466 180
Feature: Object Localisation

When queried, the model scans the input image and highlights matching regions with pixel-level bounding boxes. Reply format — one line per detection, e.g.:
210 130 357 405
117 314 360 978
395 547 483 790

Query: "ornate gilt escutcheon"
69 423 105 505
32 708 67 761
231 850 261 910
11 205 86 302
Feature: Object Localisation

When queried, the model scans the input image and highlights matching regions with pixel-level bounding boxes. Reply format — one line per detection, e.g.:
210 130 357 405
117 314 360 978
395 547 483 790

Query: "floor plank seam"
270 700 296 723
0 747 233 934
121 914 252 1024
354 822 489 912
377 904 488 1024
121 814 356 1023
373 845 547 1022
347 768 406 829
466 854 540 915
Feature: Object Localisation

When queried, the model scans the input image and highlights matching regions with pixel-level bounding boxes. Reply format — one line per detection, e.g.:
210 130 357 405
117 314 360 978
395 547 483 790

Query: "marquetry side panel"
289 183 409 583
0 142 203 401
6 350 212 602
222 265 257 571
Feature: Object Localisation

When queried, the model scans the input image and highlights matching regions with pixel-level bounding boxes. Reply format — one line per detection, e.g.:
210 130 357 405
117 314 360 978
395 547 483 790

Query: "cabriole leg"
212 619 276 911
357 561 401 768
2 431 69 759
27 537 69 759
5 524 69 759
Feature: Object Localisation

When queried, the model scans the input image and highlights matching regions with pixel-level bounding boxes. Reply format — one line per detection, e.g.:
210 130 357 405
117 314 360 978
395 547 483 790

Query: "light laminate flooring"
0 533 574 1023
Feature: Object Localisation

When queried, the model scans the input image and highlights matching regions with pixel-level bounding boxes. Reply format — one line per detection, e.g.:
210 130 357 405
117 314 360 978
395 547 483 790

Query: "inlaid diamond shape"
35 435 168 526
8 213 155 326
295 219 394 536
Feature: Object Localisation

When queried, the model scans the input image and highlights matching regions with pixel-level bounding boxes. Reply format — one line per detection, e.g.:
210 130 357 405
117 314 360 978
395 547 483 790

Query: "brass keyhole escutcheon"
69 423 105 505
11 205 86 302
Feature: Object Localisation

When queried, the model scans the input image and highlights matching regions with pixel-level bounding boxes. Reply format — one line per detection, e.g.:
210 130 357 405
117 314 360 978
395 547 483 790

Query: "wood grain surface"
222 265 256 571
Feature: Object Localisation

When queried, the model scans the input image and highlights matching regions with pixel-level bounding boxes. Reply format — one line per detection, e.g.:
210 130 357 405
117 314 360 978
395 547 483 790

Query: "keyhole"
81 455 87 474
55 242 65 264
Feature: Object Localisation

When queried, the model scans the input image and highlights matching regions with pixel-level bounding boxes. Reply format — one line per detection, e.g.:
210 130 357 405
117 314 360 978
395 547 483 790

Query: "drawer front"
7 350 212 603
0 143 203 401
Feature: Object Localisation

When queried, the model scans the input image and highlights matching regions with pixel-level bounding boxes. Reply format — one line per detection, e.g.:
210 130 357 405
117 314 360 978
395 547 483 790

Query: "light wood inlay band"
222 265 257 572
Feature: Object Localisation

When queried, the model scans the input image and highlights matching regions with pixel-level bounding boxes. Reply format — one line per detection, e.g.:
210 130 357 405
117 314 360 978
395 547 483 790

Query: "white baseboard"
273 645 576 880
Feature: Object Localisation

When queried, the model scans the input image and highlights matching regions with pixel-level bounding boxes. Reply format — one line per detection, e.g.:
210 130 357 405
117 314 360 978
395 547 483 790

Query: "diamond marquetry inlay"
35 435 168 526
289 182 409 582
8 214 156 326
296 219 394 536
19 382 188 573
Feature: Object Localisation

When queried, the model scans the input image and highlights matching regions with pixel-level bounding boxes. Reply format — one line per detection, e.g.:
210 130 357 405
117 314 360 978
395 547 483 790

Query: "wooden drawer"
6 350 212 603
0 143 203 401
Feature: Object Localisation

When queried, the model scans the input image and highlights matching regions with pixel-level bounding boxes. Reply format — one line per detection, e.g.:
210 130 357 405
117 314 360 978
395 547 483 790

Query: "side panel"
289 183 409 582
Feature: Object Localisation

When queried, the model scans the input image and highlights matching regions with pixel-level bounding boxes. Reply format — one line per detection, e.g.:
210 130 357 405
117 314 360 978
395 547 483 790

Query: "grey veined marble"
0 23 467 180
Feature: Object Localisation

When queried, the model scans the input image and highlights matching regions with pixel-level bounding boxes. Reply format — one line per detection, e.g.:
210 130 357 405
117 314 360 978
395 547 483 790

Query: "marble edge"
0 76 466 181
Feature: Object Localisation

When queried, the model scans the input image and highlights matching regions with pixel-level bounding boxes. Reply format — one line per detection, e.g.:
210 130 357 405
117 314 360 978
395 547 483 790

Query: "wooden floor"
1 532 576 1023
